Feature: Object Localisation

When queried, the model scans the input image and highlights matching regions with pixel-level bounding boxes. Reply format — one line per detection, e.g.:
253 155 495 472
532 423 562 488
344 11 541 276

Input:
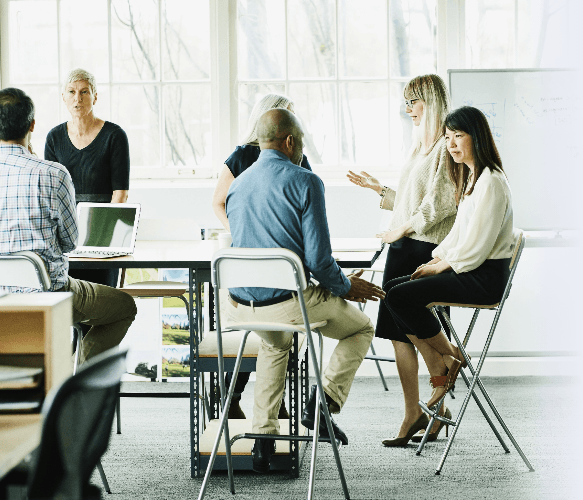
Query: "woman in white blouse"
382 106 517 439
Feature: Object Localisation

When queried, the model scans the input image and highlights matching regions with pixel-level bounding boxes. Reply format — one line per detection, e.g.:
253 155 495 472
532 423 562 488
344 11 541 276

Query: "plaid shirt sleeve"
54 169 78 253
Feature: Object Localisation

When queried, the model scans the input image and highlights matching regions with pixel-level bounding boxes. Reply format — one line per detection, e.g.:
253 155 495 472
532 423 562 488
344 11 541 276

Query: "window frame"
0 0 473 184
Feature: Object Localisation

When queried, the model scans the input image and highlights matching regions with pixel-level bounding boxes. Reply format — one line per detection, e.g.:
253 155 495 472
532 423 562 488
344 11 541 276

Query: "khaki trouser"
62 277 137 363
225 284 374 434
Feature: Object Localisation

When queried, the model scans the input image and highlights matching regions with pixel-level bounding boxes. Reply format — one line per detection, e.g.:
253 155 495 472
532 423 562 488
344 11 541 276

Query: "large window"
465 0 575 69
3 0 211 177
237 0 437 179
0 0 579 183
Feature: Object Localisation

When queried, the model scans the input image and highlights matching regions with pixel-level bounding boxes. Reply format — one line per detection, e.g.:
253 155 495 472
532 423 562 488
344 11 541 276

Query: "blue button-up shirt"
226 149 351 302
0 144 78 292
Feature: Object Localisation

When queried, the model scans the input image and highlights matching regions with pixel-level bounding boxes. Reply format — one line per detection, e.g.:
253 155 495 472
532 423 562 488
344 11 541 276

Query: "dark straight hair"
443 106 504 205
0 88 35 141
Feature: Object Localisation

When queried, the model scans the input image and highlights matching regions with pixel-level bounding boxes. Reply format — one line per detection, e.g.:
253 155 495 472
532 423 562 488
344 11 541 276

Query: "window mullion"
158 0 164 168
108 0 113 123
57 0 62 121
210 0 236 173
335 0 340 169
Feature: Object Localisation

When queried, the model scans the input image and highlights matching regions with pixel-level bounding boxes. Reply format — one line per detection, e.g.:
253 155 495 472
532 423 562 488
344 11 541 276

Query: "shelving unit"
0 292 73 480
195 327 309 478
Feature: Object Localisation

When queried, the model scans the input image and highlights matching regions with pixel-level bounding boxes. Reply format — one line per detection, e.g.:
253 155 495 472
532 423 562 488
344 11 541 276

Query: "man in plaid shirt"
0 87 136 363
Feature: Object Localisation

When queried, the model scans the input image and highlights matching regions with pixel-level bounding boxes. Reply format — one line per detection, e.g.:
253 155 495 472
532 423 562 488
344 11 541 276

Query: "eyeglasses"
404 98 420 108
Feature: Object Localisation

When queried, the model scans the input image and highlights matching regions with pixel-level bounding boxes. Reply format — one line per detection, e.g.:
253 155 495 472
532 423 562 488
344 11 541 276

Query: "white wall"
127 182 582 377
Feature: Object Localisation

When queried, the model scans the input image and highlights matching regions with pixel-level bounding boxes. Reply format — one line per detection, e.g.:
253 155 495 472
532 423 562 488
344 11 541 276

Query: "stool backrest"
0 251 51 290
509 230 525 270
212 248 308 292
500 230 525 305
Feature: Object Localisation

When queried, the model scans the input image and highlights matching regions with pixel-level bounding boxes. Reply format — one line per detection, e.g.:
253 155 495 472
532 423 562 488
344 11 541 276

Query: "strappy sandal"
443 347 470 394
426 375 448 409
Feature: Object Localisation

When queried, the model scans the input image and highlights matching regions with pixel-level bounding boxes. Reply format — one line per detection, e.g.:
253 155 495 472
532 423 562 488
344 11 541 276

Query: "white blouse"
432 168 517 274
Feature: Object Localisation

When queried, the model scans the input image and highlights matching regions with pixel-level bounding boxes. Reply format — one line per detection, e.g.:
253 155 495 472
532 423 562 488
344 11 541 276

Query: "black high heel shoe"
382 413 430 447
411 406 452 443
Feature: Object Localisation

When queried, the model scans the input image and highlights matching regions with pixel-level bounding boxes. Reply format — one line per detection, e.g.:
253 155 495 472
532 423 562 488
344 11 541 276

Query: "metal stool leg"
197 330 251 500
305 328 350 500
96 461 111 494
116 396 121 434
433 310 534 474
368 342 389 391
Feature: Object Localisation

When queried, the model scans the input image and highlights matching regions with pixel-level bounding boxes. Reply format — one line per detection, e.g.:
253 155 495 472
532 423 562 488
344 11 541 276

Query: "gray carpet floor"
95 376 581 500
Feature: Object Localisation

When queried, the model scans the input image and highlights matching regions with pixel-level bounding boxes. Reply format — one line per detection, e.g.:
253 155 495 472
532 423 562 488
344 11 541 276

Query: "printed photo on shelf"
160 268 189 283
162 346 190 378
126 351 159 381
162 311 192 345
121 298 161 381
159 268 195 310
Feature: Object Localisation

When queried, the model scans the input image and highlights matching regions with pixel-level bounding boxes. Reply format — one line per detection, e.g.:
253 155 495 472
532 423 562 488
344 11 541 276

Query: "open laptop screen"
76 203 140 252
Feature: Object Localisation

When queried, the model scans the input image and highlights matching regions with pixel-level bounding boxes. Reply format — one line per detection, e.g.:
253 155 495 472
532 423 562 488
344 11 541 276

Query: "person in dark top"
211 94 312 419
45 68 130 290
212 94 311 230
45 121 129 204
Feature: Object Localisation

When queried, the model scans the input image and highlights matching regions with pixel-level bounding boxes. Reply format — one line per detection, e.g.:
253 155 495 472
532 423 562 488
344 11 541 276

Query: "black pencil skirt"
383 258 511 342
375 237 449 344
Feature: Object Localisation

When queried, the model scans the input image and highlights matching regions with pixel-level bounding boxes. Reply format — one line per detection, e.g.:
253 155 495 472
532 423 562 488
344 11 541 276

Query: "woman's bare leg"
406 334 453 427
392 340 423 437
423 330 459 359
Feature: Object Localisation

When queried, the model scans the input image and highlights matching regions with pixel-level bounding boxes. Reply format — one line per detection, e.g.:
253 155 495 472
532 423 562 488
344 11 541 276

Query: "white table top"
69 238 383 269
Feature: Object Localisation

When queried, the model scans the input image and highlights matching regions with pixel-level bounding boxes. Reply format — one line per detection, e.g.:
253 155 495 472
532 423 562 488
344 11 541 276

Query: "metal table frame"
70 239 383 478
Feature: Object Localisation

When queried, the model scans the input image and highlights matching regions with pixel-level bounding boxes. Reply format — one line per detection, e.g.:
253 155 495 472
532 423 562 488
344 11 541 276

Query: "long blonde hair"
404 74 450 157
240 94 295 145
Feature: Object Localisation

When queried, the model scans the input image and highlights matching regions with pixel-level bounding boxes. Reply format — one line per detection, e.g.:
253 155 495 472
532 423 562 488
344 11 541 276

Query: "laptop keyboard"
67 250 129 259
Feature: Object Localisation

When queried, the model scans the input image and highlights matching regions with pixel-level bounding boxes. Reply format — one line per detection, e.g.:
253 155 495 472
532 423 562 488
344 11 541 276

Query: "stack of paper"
0 365 44 413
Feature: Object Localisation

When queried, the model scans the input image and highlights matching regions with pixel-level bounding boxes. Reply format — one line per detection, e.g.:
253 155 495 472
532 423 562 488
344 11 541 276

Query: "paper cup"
218 232 232 249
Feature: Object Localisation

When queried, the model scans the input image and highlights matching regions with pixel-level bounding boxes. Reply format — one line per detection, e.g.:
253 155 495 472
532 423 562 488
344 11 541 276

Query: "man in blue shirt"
226 108 385 473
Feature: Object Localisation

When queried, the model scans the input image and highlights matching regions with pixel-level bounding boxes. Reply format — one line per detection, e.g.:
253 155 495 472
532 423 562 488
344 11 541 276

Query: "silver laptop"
67 203 141 258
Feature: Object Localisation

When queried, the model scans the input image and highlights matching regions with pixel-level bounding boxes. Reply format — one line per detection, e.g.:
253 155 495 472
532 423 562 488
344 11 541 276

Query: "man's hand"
411 259 451 280
342 269 386 303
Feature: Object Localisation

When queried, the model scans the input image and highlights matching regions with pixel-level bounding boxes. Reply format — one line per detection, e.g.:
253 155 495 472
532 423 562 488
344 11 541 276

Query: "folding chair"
197 248 350 500
416 231 535 474
0 250 114 493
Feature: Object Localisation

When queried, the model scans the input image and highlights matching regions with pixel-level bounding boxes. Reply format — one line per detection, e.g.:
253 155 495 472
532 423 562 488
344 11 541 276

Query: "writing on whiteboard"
461 99 504 144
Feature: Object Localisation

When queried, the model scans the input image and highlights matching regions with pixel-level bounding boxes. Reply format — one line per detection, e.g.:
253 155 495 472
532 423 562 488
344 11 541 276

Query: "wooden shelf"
200 418 308 456
0 292 74 395
0 414 42 478
0 292 74 480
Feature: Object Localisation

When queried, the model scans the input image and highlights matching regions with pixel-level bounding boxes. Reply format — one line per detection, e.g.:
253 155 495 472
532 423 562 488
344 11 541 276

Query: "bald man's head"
257 108 304 165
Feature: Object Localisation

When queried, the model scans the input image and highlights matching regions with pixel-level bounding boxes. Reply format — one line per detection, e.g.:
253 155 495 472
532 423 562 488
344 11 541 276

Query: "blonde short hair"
63 68 97 95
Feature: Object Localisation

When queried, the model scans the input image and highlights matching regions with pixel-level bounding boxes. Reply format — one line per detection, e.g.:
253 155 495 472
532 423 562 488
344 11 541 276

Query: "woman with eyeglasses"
382 106 516 423
347 74 457 446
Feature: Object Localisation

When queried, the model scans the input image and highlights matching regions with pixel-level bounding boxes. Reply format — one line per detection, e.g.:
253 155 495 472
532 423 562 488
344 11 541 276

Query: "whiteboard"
449 69 581 231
